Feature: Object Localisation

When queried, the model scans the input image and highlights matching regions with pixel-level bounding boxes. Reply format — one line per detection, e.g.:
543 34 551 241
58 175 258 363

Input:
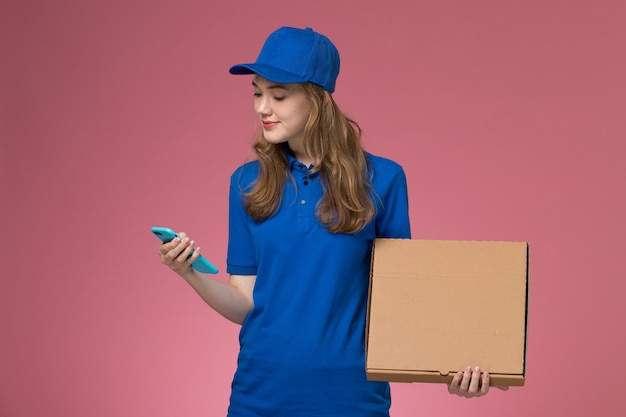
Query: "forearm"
179 270 254 325
157 235 253 323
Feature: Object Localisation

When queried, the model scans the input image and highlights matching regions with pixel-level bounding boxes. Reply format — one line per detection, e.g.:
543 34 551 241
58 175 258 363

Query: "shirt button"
303 180 309 185
300 199 306 205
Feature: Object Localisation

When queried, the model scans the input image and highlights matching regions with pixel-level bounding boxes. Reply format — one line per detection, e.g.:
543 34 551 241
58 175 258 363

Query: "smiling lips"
262 120 279 129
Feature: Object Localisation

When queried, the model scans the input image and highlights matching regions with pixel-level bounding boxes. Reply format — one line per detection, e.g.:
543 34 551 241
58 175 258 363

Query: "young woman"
159 26 496 417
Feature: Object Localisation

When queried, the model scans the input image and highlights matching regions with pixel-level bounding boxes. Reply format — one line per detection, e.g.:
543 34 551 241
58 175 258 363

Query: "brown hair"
243 82 375 234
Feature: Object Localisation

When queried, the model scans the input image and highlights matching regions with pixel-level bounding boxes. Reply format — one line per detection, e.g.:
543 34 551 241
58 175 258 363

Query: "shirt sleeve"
374 162 412 239
226 166 258 275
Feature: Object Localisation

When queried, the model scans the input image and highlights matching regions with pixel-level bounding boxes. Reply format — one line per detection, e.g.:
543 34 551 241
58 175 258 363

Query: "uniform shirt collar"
286 149 316 174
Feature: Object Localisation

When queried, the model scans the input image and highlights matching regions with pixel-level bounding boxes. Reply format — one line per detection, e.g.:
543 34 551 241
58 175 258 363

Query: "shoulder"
230 160 260 188
365 152 406 183
366 152 404 172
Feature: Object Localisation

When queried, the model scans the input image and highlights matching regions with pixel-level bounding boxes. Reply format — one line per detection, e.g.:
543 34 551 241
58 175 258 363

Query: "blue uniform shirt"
226 152 411 417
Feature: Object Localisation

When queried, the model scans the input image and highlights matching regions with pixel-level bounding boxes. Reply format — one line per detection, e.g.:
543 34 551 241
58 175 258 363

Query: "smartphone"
151 226 219 274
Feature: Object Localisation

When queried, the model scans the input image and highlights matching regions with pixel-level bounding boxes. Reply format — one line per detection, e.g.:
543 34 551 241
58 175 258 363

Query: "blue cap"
229 27 340 93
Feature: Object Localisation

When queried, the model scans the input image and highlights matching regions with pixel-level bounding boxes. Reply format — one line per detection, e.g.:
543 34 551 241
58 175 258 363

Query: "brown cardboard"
366 239 528 386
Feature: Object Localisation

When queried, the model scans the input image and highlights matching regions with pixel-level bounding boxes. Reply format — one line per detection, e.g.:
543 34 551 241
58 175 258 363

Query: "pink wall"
2 1 625 416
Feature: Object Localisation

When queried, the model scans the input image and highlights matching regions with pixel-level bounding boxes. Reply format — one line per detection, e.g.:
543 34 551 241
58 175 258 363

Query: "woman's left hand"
447 366 508 398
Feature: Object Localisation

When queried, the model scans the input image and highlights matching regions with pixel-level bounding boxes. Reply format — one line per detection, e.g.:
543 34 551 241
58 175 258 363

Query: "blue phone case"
151 226 219 274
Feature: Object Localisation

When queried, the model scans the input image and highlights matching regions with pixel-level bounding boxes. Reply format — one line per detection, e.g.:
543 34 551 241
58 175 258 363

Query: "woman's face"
252 75 312 157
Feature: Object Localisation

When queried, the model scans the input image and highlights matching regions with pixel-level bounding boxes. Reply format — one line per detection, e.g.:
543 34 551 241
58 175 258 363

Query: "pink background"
2 0 625 416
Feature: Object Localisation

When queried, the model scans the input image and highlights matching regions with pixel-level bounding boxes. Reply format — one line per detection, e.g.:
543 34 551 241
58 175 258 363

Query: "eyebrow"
251 80 290 91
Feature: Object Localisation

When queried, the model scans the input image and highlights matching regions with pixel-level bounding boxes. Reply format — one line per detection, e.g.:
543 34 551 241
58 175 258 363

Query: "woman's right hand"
158 232 201 276
157 233 255 324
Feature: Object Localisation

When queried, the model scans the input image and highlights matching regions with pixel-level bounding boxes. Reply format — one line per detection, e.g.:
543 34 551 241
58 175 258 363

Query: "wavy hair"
243 82 375 234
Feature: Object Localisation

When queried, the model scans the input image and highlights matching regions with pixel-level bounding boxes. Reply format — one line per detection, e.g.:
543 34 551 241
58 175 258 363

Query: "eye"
273 96 286 101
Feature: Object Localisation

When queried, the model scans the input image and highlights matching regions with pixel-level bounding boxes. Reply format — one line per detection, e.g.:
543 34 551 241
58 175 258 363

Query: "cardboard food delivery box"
366 239 529 386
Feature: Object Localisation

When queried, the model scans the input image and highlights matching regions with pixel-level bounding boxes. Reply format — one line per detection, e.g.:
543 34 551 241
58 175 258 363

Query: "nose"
255 95 271 118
